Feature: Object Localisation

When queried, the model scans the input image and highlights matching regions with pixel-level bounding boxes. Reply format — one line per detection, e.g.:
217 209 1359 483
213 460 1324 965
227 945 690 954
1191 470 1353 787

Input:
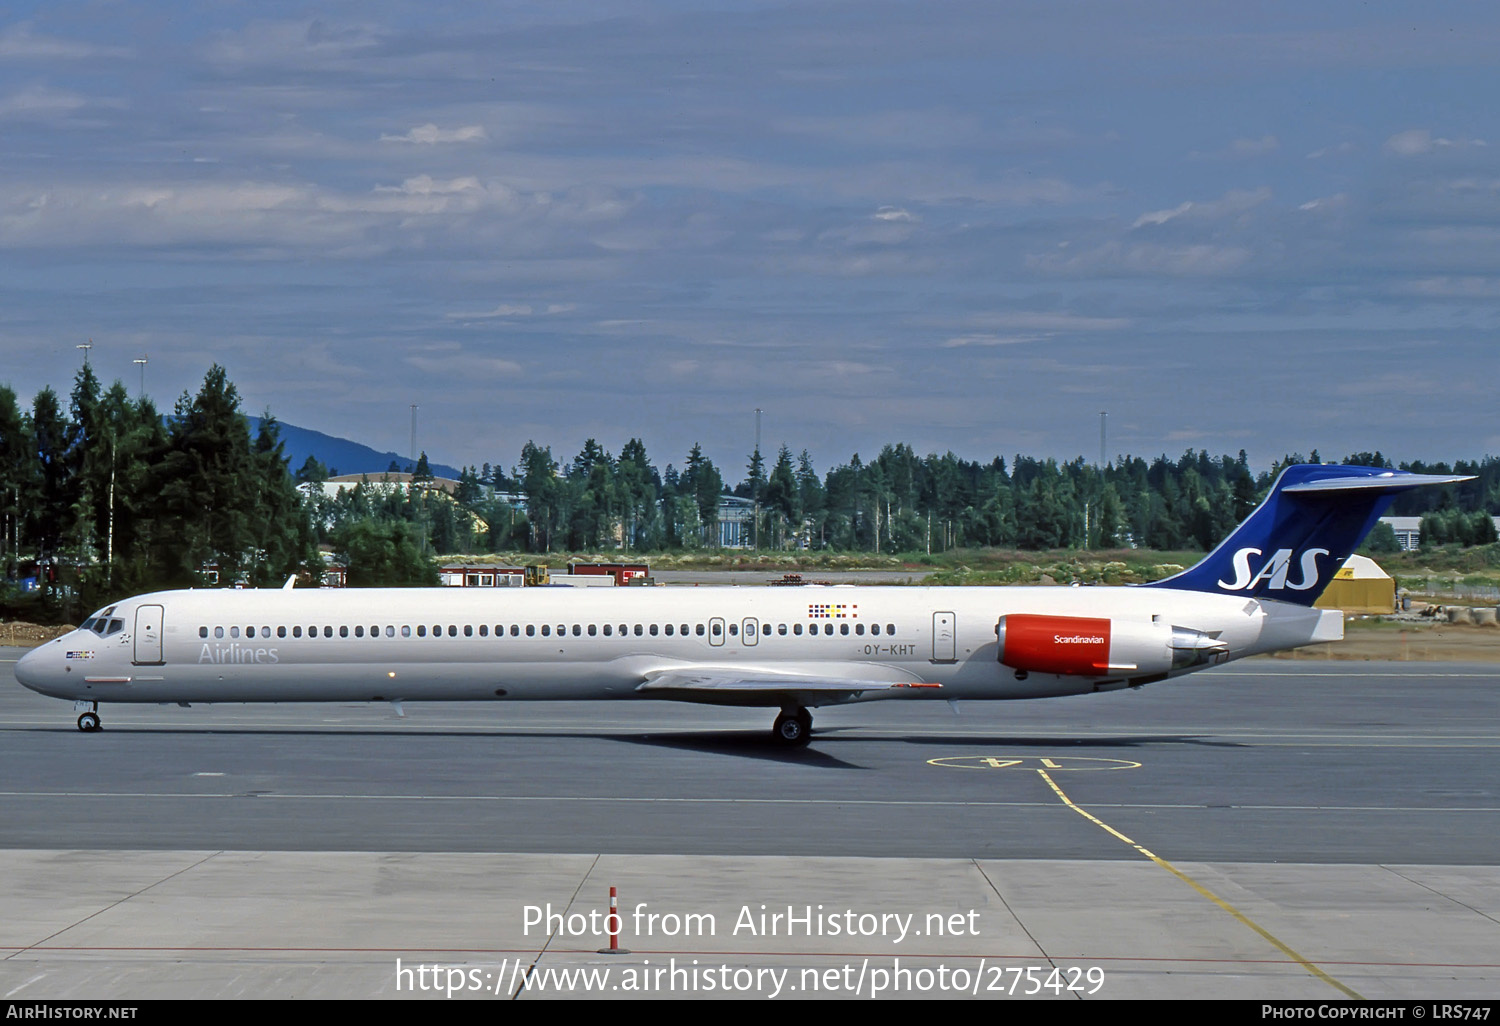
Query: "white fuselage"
16 584 1342 708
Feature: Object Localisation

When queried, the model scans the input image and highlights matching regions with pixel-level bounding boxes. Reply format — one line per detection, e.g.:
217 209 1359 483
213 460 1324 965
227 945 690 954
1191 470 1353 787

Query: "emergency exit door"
932 611 956 663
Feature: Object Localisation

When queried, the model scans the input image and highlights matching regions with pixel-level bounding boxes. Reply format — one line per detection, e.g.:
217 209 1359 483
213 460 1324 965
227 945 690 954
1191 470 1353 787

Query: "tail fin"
1143 464 1471 605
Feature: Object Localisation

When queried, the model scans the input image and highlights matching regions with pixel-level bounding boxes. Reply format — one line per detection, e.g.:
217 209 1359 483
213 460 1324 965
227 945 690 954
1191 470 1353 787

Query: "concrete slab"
3 851 1498 1000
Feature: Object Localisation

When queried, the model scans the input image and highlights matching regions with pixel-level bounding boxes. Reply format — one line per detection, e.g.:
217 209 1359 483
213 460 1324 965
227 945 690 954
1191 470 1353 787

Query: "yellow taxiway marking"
927 756 1140 771
1035 767 1362 999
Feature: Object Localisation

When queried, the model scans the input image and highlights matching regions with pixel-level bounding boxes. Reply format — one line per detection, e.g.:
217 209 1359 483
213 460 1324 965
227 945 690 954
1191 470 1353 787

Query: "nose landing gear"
75 701 102 733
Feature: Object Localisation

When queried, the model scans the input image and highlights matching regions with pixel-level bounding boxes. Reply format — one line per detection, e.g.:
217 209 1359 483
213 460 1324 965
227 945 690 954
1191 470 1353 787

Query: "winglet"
283 575 297 591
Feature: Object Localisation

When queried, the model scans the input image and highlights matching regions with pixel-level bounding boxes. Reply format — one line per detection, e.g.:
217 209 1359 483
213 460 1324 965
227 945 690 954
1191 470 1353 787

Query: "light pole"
133 356 148 399
76 341 93 367
753 408 762 552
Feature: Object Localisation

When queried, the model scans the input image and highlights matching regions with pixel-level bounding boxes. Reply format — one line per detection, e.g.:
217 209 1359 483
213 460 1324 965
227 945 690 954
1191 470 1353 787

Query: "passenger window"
231 627 241 639
680 624 688 636
729 624 738 637
840 624 849 635
510 625 519 637
526 625 536 637
603 624 613 636
246 627 256 639
479 625 487 637
446 625 456 637
402 626 411 637
887 624 896 635
278 626 287 638
388 626 396 638
633 624 643 636
664 624 674 636
871 624 881 636
794 623 803 635
856 623 865 636
339 626 349 638
464 625 473 637
199 626 208 638
542 625 551 637
215 626 225 639
778 624 787 635
355 626 365 638
588 624 597 636
711 622 721 636
293 626 302 638
418 625 427 637
824 624 833 636
572 624 581 637
649 624 658 636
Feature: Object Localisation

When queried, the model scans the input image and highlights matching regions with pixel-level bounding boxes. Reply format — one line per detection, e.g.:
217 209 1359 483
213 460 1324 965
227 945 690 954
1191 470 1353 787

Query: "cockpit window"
85 607 120 637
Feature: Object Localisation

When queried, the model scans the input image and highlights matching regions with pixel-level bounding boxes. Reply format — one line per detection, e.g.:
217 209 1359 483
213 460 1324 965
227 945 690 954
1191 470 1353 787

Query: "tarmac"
1 650 1497 1000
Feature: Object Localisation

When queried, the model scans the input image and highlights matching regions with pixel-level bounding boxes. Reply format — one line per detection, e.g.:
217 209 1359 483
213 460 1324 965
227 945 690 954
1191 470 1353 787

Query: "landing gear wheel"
77 711 101 733
772 708 813 747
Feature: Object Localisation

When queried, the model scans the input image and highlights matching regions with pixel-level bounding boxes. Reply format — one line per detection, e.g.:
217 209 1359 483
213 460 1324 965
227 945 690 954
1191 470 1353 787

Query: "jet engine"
995 614 1227 679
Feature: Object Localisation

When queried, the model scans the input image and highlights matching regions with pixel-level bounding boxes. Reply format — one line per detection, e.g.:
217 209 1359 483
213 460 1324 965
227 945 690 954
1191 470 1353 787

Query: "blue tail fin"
1143 464 1470 605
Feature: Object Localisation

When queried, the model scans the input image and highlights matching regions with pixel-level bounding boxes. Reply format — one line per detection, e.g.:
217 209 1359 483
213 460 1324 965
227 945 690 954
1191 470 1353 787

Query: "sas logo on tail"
1217 548 1329 592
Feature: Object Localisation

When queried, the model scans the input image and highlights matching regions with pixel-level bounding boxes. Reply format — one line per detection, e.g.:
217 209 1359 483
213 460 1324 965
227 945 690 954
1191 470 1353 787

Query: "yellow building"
1314 554 1395 614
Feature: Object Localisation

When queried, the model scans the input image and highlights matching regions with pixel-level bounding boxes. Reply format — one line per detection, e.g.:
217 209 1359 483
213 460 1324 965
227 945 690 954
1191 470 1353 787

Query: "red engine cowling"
996 614 1177 677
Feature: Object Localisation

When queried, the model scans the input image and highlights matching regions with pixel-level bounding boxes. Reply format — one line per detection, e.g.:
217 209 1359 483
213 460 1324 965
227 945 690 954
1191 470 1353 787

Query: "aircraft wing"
636 668 939 708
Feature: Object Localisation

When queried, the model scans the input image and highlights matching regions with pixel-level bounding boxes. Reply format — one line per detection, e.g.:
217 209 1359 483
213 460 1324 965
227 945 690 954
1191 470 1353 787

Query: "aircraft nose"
15 641 64 697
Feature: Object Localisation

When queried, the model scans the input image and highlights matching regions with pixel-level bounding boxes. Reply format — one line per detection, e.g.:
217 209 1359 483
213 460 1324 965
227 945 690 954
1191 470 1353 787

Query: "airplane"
14 463 1469 745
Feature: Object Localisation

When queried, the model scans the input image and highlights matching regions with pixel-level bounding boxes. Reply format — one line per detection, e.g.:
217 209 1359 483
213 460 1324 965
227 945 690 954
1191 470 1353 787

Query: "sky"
2 1 1498 480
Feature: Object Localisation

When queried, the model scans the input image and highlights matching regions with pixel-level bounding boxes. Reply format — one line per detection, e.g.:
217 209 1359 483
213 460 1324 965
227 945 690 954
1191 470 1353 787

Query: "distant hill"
247 416 463 481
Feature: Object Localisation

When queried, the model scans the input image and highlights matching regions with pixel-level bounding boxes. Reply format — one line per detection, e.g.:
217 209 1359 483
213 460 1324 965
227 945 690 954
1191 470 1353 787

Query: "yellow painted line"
1035 768 1363 1000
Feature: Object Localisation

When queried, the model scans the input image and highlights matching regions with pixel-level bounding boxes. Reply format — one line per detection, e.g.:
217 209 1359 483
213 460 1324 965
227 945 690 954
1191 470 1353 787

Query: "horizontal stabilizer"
1280 471 1473 494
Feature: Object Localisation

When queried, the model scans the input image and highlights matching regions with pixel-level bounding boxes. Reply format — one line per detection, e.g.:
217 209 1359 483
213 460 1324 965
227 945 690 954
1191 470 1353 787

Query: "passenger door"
134 604 164 665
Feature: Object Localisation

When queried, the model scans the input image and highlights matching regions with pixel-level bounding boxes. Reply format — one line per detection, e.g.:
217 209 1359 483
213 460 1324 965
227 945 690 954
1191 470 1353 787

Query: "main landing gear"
76 701 101 733
772 707 812 747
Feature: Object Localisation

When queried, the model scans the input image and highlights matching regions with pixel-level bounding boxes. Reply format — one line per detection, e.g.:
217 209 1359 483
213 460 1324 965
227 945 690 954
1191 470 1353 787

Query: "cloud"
1191 135 1280 160
403 345 523 378
0 23 131 59
872 206 916 222
1307 141 1356 160
941 334 1046 348
1402 276 1500 298
1028 242 1253 276
373 175 484 196
1384 128 1487 156
1229 135 1280 157
0 86 95 119
1131 187 1271 229
445 302 577 320
205 18 384 68
944 312 1130 332
1297 193 1347 212
380 123 488 145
